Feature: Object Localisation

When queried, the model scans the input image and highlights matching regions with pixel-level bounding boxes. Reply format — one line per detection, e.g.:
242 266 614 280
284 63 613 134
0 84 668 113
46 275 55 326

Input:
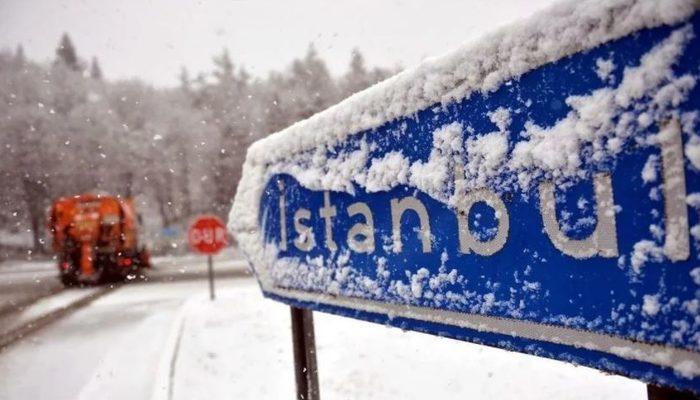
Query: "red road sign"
188 215 228 254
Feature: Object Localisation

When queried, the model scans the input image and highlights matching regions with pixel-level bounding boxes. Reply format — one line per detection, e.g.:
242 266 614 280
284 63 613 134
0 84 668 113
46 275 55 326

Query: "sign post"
188 215 227 301
230 1 700 397
207 254 215 301
290 307 320 400
648 385 698 400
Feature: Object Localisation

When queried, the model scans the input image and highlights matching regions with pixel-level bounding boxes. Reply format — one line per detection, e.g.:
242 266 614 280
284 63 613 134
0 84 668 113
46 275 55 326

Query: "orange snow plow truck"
48 194 150 286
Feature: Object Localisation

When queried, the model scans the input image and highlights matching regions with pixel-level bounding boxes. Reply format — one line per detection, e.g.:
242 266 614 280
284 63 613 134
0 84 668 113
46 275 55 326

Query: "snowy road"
0 251 247 316
0 279 212 400
0 275 647 400
0 259 62 316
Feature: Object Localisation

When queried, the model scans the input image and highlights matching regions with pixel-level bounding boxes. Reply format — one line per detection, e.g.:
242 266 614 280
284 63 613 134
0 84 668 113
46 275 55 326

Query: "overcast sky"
0 0 558 87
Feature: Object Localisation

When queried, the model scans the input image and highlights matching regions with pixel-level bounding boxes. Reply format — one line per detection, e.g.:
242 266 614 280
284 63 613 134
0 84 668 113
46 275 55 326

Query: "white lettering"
659 119 689 261
347 202 375 253
456 188 509 256
390 196 431 253
293 208 315 251
278 180 287 251
319 191 337 251
540 173 618 259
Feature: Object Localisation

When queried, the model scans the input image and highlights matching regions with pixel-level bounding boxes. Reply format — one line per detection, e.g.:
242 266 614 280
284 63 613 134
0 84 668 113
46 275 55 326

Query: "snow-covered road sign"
231 0 700 393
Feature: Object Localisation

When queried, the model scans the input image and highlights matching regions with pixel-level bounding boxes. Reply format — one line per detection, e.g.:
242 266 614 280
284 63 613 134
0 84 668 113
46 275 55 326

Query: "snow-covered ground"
168 280 647 400
0 279 210 400
149 250 246 278
0 287 101 338
0 276 646 400
0 259 63 317
0 250 245 316
0 249 242 276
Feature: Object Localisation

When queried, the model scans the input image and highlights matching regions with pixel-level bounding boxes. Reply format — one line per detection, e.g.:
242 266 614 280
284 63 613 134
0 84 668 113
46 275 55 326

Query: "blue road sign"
162 226 179 238
232 1 700 393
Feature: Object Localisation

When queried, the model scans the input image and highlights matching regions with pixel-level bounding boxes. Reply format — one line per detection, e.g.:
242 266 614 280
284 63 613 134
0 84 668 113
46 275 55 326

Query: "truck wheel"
138 249 151 269
89 266 110 285
60 273 77 287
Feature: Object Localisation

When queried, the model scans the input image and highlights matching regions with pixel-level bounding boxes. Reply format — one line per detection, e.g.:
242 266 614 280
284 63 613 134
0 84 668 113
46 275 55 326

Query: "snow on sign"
230 0 700 393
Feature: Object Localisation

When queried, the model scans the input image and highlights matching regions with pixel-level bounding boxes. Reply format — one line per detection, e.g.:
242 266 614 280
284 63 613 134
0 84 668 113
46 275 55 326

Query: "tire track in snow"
0 284 120 350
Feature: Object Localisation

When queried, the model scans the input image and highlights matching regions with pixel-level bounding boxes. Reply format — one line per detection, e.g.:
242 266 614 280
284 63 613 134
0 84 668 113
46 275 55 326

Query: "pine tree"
349 48 366 76
341 48 371 96
90 56 102 79
288 44 337 119
14 45 25 67
179 66 191 93
212 48 234 83
56 33 79 71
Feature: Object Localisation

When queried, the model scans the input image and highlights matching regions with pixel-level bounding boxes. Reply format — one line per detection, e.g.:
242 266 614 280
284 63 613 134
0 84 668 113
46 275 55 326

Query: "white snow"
687 193 700 208
690 267 700 285
630 240 664 274
464 129 509 190
0 288 100 337
641 154 659 183
168 281 646 400
685 135 700 169
509 24 696 189
0 280 210 400
364 151 410 192
691 225 700 242
0 229 34 248
409 122 462 198
0 276 677 399
488 107 512 132
642 294 661 317
0 258 56 274
596 58 617 83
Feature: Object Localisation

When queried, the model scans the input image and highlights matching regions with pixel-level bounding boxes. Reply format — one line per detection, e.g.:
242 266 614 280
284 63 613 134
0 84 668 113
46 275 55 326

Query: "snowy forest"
0 33 394 257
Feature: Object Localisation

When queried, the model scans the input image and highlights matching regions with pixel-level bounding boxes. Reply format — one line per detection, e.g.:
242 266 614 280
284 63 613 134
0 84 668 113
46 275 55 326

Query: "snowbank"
168 282 646 400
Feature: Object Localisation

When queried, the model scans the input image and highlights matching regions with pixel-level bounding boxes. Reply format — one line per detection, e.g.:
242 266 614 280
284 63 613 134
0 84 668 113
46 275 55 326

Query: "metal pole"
648 385 699 400
207 254 215 300
290 306 320 400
